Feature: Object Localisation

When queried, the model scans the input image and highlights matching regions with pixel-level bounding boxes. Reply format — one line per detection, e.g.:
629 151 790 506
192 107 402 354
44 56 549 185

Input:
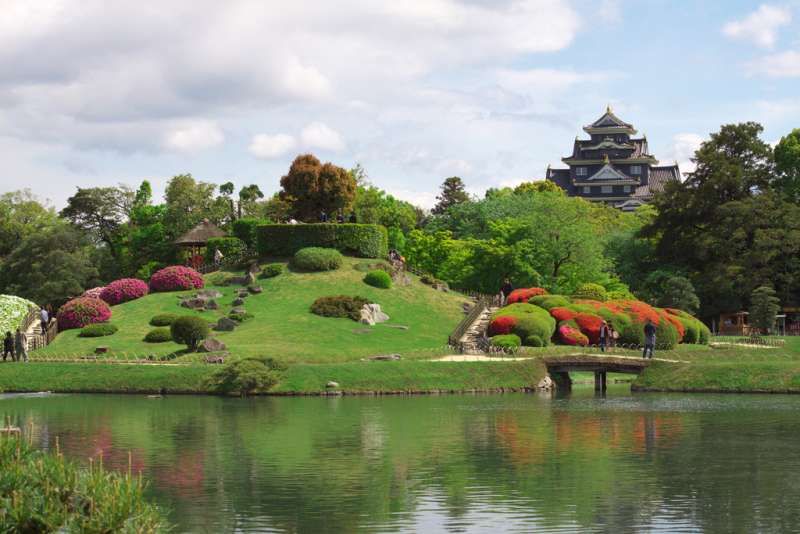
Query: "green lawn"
36 257 468 364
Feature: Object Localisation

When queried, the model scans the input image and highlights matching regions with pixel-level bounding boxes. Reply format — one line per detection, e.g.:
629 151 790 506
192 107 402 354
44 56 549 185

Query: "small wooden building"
174 219 226 260
718 311 751 336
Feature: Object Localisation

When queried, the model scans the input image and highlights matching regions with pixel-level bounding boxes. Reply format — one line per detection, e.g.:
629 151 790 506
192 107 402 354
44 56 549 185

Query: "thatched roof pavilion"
174 219 226 253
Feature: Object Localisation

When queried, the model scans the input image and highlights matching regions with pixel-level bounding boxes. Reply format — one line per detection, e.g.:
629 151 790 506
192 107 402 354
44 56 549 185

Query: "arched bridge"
542 355 653 392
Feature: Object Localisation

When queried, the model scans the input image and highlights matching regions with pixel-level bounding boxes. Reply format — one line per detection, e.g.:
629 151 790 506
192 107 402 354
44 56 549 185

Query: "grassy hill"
37 257 469 364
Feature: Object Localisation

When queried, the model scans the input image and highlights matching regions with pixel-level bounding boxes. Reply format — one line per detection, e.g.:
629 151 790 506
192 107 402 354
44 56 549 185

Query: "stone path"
457 306 497 354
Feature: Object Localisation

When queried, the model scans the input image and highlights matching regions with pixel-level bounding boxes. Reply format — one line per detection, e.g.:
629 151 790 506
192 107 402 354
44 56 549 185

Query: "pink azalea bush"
149 266 204 292
82 287 105 299
57 297 112 330
100 278 149 305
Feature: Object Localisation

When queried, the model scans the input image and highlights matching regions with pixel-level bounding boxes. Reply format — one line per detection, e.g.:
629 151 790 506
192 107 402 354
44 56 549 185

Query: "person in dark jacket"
349 212 357 223
643 320 657 359
499 279 514 306
599 321 610 352
3 332 13 361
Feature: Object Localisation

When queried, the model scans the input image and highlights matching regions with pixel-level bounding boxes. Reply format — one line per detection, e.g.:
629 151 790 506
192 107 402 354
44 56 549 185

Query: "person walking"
349 212 357 224
599 321 610 353
643 319 656 359
40 306 49 332
3 332 13 362
499 278 514 306
14 328 28 363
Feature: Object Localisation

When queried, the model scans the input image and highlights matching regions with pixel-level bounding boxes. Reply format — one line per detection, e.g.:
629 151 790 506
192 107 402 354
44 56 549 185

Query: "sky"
1 0 799 209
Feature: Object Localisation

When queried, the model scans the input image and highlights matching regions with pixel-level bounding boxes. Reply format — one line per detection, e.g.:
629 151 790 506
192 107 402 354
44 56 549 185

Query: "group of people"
319 210 357 224
499 278 659 359
3 307 51 363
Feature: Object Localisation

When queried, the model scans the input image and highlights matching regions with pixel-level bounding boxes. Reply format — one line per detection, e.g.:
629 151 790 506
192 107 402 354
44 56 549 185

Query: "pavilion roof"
174 219 227 246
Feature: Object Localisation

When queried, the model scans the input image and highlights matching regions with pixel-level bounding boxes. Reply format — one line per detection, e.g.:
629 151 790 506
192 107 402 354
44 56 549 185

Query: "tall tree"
0 190 58 257
238 184 264 219
775 128 800 202
432 177 470 215
656 276 700 313
60 186 134 260
749 286 780 334
163 174 221 237
133 180 153 208
219 182 236 222
279 154 356 221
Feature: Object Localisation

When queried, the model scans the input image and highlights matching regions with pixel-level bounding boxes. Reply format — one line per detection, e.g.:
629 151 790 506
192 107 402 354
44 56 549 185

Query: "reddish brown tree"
279 154 356 221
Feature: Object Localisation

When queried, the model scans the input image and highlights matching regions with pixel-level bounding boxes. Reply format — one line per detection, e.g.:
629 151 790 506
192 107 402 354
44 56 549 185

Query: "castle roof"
633 165 681 199
583 105 637 134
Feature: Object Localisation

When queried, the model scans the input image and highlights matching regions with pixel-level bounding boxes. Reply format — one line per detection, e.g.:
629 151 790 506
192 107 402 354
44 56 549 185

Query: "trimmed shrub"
525 335 544 347
488 315 517 336
149 313 180 327
144 327 172 343
574 313 604 345
558 321 589 346
364 270 392 289
256 223 388 258
528 294 570 310
150 266 204 292
232 218 268 249
78 323 118 338
655 320 679 350
260 263 285 278
81 287 105 299
490 334 521 351
100 278 149 305
698 322 711 344
205 357 285 396
205 237 246 264
506 287 548 305
170 316 211 351
571 283 608 302
311 296 371 321
550 307 577 322
57 298 112 330
229 311 254 322
293 247 343 271
492 303 556 346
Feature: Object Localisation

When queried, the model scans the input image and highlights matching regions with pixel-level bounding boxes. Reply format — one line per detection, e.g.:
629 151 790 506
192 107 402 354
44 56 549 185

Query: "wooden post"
594 371 607 392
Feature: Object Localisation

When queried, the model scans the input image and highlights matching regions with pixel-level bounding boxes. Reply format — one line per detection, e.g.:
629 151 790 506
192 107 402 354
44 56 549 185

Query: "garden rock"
204 299 219 310
197 290 223 299
536 375 555 391
248 285 263 294
199 338 227 353
326 381 339 388
237 290 250 298
204 355 226 364
359 303 390 325
368 353 401 361
181 297 207 310
244 271 257 286
95 346 108 354
232 297 245 306
231 306 247 315
214 317 237 332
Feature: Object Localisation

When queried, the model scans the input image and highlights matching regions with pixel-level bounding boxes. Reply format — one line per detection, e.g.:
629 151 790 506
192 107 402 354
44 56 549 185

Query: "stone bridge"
542 355 653 392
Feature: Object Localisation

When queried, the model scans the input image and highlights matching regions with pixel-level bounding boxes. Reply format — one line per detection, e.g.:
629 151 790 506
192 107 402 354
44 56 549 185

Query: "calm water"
3 389 800 533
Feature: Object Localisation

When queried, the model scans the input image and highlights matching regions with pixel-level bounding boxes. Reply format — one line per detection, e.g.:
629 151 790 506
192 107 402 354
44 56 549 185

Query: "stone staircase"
24 318 47 352
458 306 498 354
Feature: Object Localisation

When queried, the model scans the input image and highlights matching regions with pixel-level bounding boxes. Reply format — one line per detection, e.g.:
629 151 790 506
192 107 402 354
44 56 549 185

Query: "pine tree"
432 176 470 215
749 286 780 334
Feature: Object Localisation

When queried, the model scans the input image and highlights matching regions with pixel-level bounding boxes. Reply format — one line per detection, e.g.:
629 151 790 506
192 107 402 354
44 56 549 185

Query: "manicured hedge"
364 270 392 289
260 263 284 278
144 328 172 343
100 278 149 305
205 237 246 263
490 334 521 351
57 298 112 330
256 224 388 258
571 283 608 302
149 313 180 327
149 266 204 292
170 316 210 351
492 303 556 347
78 323 118 338
293 247 343 271
232 218 268 249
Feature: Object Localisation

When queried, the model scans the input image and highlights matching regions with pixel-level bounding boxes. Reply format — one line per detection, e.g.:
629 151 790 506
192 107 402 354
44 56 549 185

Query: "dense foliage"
260 263 285 278
170 316 211 351
292 247 344 271
149 313 180 327
205 237 246 263
144 327 173 343
364 270 392 289
232 217 268 249
749 286 781 333
279 154 357 221
0 437 169 532
257 224 388 258
311 296 371 321
78 323 119 337
205 357 286 396
100 278 149 305
57 297 112 330
149 266 204 292
0 294 36 335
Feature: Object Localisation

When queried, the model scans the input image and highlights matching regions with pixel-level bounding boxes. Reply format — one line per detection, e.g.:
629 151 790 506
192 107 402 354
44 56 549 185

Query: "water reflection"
3 392 800 533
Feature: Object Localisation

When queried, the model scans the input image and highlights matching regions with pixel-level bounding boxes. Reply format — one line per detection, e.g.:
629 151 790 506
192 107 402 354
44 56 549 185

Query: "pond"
3 388 800 533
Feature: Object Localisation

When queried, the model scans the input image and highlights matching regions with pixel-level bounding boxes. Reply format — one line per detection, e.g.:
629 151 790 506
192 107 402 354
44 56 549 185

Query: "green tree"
354 186 416 232
279 154 356 221
133 180 153 208
0 191 58 258
656 276 700 313
432 177 470 215
749 286 780 334
60 186 134 261
774 128 800 202
0 223 99 306
513 180 563 195
238 184 264 219
163 174 222 237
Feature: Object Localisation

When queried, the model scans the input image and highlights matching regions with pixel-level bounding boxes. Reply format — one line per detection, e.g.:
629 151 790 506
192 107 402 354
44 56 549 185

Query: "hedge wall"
232 218 268 249
205 237 246 263
256 224 388 258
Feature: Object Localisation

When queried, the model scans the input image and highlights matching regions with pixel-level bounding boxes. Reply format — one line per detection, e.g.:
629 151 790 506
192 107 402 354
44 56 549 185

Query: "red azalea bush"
574 313 604 344
488 315 517 336
82 287 105 299
100 278 149 305
615 300 661 325
57 297 112 330
659 309 685 342
558 323 589 346
149 266 205 292
550 307 577 322
506 287 548 304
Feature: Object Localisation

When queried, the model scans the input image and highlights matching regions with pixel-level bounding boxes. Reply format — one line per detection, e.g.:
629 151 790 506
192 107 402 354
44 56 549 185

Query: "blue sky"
1 0 798 208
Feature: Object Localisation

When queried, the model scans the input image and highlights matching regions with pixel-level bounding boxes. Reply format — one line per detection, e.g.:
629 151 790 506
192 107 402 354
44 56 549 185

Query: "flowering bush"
506 287 548 305
558 322 589 346
488 315 517 336
528 294 570 310
490 334 521 351
491 303 556 346
571 283 608 302
0 295 37 334
100 278 149 305
550 307 577 322
149 266 204 292
81 287 105 299
574 313 604 344
57 297 112 330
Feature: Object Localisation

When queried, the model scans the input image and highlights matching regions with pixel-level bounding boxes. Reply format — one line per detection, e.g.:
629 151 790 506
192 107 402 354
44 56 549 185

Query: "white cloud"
249 133 297 159
435 158 473 175
722 4 792 48
747 50 800 77
300 122 346 152
163 120 224 152
664 133 704 175
597 0 622 24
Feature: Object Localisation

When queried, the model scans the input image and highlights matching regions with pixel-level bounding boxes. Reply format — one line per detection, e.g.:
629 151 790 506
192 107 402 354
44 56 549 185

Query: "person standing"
599 321 610 353
40 306 49 332
336 211 345 224
499 278 514 306
3 332 13 362
320 210 328 223
214 248 224 265
643 320 657 359
349 212 357 224
14 328 28 363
